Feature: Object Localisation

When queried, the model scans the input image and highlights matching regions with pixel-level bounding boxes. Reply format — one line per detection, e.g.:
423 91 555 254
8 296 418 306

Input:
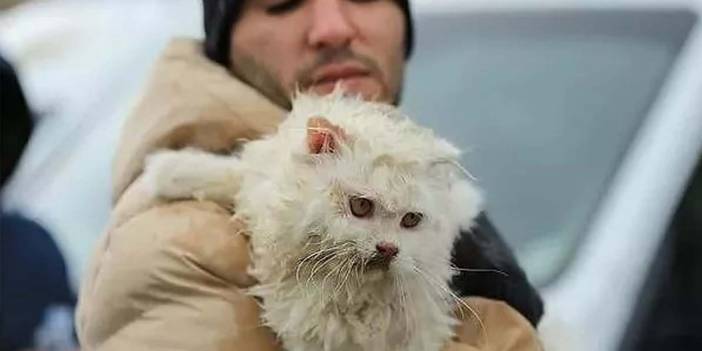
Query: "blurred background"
1 0 700 350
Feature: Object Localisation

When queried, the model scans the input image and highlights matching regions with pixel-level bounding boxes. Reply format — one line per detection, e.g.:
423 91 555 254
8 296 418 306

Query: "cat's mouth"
364 241 399 272
364 253 394 272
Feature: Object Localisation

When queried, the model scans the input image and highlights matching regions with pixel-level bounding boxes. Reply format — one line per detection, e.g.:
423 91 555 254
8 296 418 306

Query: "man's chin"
307 77 387 102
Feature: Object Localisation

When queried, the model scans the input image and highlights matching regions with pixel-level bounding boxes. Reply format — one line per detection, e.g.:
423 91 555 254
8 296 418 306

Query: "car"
404 1 702 350
2 1 700 350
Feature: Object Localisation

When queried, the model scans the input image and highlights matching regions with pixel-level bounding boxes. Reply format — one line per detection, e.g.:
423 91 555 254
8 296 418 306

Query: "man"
77 0 543 350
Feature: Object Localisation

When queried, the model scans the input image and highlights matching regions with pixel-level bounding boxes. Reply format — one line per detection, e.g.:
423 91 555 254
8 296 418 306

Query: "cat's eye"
400 212 423 228
349 196 374 218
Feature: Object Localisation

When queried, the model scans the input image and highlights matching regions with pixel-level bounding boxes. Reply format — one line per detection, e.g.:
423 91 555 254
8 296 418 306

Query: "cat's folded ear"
306 116 348 154
448 178 484 231
431 158 484 231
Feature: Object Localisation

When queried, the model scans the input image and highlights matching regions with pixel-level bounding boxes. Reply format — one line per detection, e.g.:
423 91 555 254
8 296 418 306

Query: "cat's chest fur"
252 268 452 351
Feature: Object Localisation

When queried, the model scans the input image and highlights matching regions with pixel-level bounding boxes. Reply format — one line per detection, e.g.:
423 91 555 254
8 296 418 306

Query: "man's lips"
311 63 371 85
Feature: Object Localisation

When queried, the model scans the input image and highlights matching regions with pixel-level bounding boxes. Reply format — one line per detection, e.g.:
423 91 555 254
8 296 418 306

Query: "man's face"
230 0 406 108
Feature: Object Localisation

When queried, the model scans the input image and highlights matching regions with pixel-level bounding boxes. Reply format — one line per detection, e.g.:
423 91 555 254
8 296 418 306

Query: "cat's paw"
143 148 241 204
143 149 189 199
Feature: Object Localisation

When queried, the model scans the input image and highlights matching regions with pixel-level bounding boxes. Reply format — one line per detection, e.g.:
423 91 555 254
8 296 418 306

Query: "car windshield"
401 9 696 286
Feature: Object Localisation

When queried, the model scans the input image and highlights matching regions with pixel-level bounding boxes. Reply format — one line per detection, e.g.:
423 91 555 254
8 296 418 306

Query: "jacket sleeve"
451 214 544 327
76 200 282 351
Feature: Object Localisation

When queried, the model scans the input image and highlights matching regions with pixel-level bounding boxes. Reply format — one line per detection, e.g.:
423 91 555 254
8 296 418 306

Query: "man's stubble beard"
230 54 294 110
229 48 404 110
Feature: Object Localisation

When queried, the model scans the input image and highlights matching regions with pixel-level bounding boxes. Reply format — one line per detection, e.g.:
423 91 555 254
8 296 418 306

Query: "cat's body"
145 92 483 351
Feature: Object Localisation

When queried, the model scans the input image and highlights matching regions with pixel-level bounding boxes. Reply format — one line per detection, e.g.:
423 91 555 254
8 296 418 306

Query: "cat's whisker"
449 265 509 277
393 272 413 345
413 266 462 310
392 277 404 335
304 240 349 263
329 256 346 298
321 251 348 293
341 254 362 298
321 264 337 294
410 266 450 308
337 250 360 298
348 255 366 293
297 246 333 266
449 159 478 182
306 251 340 287
295 246 337 283
307 240 342 256
331 257 352 301
411 265 489 344
295 252 321 283
302 241 355 293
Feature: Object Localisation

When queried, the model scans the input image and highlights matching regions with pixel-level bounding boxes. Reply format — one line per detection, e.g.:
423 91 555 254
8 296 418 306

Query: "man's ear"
306 116 347 154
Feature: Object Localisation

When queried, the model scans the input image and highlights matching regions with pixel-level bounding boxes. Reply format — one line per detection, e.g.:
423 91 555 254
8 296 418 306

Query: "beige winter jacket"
76 38 542 351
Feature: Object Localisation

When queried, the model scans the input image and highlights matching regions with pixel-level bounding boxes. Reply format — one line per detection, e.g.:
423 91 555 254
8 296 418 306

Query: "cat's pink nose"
375 242 399 258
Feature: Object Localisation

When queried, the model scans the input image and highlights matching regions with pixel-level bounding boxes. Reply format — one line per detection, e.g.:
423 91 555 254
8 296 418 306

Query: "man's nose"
307 0 357 50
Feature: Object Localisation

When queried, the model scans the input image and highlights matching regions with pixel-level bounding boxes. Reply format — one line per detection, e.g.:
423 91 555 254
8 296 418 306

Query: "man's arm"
76 200 282 351
450 213 544 327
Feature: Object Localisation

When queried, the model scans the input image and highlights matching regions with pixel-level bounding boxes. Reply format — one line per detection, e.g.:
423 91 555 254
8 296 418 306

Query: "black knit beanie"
202 0 414 67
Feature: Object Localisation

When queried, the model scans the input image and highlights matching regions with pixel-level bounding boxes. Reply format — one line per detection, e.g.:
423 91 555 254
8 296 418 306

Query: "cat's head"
255 93 483 291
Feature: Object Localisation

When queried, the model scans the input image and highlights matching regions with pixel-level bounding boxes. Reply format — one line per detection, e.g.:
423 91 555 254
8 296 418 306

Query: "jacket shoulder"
77 200 279 350
110 200 255 287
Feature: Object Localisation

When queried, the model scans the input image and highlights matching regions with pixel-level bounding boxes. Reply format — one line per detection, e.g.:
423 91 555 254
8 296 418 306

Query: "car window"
401 10 697 285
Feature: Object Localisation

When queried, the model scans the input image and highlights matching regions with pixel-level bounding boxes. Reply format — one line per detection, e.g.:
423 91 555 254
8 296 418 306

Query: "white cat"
144 91 483 351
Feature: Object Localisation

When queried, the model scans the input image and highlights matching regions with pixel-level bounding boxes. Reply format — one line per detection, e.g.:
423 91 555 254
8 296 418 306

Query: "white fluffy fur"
144 91 483 351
